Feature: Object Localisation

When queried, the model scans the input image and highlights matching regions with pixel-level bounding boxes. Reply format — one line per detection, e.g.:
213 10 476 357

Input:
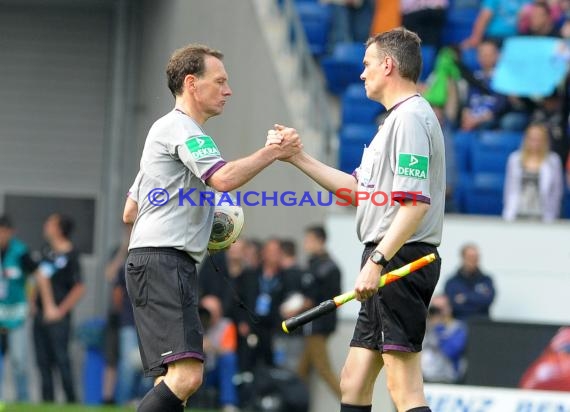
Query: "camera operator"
421 294 468 383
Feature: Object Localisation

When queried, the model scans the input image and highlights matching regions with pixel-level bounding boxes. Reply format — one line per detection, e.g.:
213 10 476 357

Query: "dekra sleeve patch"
397 153 429 180
185 135 220 160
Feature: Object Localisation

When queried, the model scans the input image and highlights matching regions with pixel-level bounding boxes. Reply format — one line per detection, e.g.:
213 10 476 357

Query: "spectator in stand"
522 2 562 36
461 40 528 132
503 123 564 221
462 0 533 49
0 216 37 403
519 0 564 34
320 0 375 53
422 294 468 384
401 0 449 48
297 225 342 400
444 243 495 321
529 90 569 165
33 213 85 403
200 295 240 412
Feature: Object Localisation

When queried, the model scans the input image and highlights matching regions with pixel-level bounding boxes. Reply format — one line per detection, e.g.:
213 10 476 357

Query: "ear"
183 74 197 93
384 56 395 75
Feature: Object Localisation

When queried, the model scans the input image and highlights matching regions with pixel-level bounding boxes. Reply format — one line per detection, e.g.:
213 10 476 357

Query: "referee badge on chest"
359 147 376 188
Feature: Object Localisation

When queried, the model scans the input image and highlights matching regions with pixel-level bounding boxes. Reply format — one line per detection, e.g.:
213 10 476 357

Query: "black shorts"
126 247 204 377
350 242 441 353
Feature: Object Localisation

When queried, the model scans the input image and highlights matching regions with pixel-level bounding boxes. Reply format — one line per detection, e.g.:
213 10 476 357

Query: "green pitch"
2 405 215 412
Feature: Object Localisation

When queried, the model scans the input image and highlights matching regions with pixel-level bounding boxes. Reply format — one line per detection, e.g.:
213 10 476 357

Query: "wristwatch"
369 250 389 267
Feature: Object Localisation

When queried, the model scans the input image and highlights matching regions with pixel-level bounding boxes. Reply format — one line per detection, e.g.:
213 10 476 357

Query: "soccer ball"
207 192 245 251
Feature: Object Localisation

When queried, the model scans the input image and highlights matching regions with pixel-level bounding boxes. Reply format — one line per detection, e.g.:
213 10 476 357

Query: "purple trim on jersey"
414 194 431 204
163 351 205 364
383 344 413 352
201 160 227 181
392 192 431 205
352 170 358 181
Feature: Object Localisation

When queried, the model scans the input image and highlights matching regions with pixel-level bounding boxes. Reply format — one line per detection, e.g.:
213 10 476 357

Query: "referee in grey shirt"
122 44 301 412
269 28 444 412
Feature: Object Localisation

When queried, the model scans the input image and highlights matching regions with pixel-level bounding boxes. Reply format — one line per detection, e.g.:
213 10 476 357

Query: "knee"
176 372 202 398
168 366 203 399
340 365 368 399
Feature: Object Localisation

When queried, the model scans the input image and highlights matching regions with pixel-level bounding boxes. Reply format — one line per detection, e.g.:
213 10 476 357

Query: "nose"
224 85 232 97
360 69 366 81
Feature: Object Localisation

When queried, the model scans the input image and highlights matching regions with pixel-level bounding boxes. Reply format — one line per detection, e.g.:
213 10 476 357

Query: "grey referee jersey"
128 109 227 263
354 95 445 246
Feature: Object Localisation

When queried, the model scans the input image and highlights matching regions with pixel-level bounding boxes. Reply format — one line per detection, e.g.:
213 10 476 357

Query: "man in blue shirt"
444 243 496 321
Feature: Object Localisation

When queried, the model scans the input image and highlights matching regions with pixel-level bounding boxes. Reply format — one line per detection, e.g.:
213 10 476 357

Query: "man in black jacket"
297 226 342 399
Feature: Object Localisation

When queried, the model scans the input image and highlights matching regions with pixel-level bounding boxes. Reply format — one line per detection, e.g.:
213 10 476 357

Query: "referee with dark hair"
270 28 445 412
122 44 301 412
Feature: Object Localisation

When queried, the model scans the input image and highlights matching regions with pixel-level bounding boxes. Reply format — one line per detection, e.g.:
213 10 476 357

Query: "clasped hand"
265 123 303 161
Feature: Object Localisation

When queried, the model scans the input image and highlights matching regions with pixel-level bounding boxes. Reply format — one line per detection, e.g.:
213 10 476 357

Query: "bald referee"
122 45 301 412
268 29 444 412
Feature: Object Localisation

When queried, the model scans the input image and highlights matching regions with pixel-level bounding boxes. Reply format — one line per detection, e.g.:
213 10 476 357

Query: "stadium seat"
420 45 437 82
470 130 523 174
321 42 365 95
338 123 378 173
340 83 385 125
441 1 480 45
452 172 472 213
463 172 505 215
461 47 480 72
294 2 331 57
453 130 478 174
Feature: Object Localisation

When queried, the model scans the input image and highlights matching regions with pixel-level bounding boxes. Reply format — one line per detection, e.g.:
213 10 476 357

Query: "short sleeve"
391 113 431 204
127 171 142 201
177 134 227 182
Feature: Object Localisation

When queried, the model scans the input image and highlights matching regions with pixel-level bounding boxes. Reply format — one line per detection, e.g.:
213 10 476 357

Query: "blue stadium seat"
470 130 523 174
441 2 480 45
338 124 378 173
295 2 331 56
452 172 472 213
461 47 480 72
421 45 437 82
340 83 385 125
453 130 478 174
463 172 505 215
321 42 366 95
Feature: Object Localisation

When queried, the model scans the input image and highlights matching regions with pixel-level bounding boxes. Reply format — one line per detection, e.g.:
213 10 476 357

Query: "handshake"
265 123 303 161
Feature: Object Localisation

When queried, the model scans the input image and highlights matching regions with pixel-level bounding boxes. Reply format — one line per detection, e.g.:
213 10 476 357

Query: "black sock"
137 381 183 412
406 407 432 412
340 404 372 412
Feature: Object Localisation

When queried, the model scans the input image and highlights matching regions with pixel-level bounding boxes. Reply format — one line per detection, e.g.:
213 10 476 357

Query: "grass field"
2 405 215 412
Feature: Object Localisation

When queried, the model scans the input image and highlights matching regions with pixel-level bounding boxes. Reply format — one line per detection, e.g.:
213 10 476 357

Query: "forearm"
58 284 86 316
290 151 357 195
376 200 430 259
470 10 492 43
207 146 280 192
36 273 56 309
122 197 138 224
